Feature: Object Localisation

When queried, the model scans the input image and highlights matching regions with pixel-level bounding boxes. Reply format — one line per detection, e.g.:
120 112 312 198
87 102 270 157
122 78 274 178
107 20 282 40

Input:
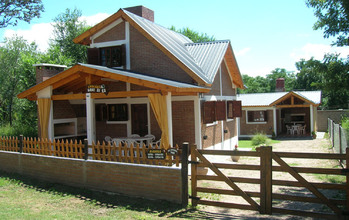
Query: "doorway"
131 104 148 136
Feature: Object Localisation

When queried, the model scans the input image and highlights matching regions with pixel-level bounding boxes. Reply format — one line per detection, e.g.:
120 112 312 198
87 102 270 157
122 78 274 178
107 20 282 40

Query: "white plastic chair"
286 125 293 135
105 136 112 143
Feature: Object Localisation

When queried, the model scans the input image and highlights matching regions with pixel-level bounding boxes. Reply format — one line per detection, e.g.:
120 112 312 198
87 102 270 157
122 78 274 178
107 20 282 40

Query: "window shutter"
232 100 242 117
227 101 234 119
87 48 100 65
203 101 215 124
264 111 268 121
215 101 226 121
247 111 253 122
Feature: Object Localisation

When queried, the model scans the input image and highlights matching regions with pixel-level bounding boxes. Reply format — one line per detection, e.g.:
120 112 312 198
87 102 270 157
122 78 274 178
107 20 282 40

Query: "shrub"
0 124 37 138
251 133 271 146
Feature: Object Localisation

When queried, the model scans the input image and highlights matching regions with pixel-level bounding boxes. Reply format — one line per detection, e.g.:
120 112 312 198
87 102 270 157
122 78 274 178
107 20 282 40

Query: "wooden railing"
0 136 181 167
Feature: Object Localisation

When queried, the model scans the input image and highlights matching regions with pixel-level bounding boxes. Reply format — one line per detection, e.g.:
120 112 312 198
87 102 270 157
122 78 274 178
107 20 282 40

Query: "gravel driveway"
194 136 344 219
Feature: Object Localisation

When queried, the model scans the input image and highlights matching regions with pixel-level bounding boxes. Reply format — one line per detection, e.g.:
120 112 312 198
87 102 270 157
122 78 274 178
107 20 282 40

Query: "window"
108 104 128 121
87 45 125 67
101 46 123 67
247 111 267 123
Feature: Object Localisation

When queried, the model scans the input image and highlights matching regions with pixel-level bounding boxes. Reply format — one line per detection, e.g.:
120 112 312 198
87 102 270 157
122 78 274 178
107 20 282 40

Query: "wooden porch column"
310 105 314 133
273 107 277 137
166 92 173 147
86 93 96 144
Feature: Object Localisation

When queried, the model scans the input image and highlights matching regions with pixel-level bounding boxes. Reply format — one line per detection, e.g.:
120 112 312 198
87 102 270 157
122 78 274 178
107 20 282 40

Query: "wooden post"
19 135 23 153
181 142 189 207
84 139 89 160
191 144 198 207
344 148 349 215
260 146 272 214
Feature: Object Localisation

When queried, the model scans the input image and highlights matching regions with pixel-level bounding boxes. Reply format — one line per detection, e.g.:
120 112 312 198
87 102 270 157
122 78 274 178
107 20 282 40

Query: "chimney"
34 64 67 84
276 78 285 92
124 5 154 22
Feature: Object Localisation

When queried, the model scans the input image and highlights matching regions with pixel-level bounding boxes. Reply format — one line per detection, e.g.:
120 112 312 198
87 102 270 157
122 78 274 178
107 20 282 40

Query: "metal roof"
237 91 322 106
80 63 209 91
185 41 229 83
123 9 226 85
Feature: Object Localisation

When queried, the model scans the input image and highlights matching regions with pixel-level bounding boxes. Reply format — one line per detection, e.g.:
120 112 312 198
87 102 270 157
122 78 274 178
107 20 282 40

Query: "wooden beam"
91 90 160 99
52 74 81 90
51 93 85 100
276 104 311 108
291 96 294 105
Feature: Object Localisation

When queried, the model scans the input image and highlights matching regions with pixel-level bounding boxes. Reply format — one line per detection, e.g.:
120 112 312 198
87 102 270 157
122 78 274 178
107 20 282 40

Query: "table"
112 137 153 146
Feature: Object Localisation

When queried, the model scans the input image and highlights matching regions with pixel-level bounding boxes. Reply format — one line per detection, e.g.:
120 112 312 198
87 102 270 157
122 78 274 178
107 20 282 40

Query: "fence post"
332 120 335 148
181 142 189 207
84 139 89 160
19 135 23 153
260 146 272 214
190 144 198 207
345 148 349 211
339 126 342 155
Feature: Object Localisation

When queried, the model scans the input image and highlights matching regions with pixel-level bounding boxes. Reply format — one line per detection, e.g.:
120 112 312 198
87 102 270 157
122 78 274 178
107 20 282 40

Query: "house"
237 79 321 138
17 5 243 150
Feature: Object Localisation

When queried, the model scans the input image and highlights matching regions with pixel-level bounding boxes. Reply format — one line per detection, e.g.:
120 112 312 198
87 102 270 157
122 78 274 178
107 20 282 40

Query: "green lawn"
238 139 280 148
0 171 203 220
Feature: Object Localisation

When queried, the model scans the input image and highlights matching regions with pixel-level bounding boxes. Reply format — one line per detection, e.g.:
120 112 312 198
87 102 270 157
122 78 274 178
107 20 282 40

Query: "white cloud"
290 43 349 61
4 22 53 52
3 13 111 52
236 47 251 56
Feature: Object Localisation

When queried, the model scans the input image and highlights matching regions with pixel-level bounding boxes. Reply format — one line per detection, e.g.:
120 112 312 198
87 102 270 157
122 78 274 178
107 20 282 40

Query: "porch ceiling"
17 63 210 101
270 91 319 108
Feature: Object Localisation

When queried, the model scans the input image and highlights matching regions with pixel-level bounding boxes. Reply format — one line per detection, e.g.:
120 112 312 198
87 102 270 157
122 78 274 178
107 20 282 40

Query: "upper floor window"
87 45 125 68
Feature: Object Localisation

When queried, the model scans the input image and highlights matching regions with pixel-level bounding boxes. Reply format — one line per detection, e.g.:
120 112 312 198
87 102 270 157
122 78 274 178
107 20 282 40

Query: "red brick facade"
239 109 274 136
0 151 183 203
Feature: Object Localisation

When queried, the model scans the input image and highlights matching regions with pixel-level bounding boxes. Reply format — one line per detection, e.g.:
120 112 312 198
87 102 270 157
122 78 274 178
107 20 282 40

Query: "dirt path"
194 137 343 219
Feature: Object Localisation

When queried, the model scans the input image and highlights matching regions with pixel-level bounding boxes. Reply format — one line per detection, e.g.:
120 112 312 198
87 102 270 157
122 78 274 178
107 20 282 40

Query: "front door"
131 104 148 136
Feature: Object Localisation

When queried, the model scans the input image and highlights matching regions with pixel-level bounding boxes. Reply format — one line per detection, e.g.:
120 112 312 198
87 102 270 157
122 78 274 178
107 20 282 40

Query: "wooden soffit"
270 91 317 108
17 64 210 101
224 45 244 89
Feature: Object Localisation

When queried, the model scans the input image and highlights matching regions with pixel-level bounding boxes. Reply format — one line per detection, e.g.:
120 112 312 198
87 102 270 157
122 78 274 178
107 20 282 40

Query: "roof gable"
73 8 243 88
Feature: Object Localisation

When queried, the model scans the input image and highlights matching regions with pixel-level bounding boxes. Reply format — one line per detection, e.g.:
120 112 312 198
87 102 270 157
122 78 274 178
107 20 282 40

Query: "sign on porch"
87 84 107 94
146 149 166 159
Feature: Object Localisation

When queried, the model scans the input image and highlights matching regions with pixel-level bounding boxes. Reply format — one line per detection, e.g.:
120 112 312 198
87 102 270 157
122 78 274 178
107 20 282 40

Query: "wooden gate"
190 145 349 219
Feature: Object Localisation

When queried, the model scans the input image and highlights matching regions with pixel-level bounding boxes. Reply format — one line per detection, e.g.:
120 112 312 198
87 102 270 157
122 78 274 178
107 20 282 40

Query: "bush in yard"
251 133 271 146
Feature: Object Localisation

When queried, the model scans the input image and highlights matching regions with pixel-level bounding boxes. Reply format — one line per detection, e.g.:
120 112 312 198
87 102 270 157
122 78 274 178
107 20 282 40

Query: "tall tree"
170 26 215 43
50 8 90 65
306 0 349 46
294 57 323 91
0 0 44 28
266 68 296 92
0 35 39 127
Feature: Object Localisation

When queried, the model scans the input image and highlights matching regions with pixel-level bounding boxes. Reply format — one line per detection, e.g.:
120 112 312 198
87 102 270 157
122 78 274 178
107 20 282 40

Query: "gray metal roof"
80 63 209 90
123 9 228 85
237 91 322 106
185 41 229 83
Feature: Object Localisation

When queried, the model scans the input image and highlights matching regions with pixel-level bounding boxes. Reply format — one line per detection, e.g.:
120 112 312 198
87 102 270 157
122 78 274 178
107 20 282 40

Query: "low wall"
0 151 183 204
317 110 349 132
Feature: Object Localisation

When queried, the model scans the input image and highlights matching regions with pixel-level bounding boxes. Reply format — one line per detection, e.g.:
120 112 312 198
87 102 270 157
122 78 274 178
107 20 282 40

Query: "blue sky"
1 0 349 77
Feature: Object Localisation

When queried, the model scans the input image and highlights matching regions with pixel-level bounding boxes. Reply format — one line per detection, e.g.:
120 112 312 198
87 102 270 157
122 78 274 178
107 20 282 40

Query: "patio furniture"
292 125 300 135
299 125 306 135
105 136 112 143
286 125 293 135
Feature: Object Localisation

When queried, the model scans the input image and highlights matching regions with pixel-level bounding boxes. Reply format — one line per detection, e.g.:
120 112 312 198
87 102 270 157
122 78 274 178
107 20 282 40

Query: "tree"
266 68 296 92
170 26 215 43
306 0 349 46
50 8 90 65
238 75 270 94
0 35 39 129
294 57 323 91
0 0 44 28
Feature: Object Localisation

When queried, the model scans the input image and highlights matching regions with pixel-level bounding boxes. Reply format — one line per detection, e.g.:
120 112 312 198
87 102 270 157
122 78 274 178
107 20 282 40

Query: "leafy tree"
50 8 90 65
0 0 44 28
306 0 349 46
238 75 270 94
294 57 323 91
0 35 39 129
170 26 215 43
266 68 296 92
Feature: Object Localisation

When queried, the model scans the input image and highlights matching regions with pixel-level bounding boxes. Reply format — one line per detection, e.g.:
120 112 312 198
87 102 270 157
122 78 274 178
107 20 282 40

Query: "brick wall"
207 62 235 96
317 110 349 132
0 151 183 204
240 109 274 136
129 26 194 84
94 21 125 43
172 101 195 145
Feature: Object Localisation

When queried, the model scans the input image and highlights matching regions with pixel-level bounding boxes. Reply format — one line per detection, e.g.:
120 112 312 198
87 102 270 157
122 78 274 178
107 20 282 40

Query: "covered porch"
17 63 209 148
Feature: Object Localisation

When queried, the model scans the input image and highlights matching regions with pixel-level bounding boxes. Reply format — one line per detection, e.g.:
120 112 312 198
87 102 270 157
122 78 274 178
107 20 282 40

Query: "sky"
1 0 349 77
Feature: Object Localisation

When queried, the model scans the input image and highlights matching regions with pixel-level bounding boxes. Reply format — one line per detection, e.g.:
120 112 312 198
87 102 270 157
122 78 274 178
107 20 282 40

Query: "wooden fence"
191 145 349 219
0 136 181 167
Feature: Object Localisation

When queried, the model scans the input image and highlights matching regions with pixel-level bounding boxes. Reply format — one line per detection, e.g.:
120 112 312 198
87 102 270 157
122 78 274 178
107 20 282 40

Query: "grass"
0 171 205 220
238 139 280 149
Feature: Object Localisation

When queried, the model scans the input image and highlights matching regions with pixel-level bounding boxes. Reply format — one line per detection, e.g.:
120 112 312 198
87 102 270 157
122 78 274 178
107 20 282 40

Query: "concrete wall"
0 151 183 204
317 110 349 132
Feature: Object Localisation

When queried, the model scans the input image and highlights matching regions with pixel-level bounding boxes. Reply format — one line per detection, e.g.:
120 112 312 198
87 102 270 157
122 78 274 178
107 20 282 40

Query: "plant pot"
197 167 208 175
231 155 240 162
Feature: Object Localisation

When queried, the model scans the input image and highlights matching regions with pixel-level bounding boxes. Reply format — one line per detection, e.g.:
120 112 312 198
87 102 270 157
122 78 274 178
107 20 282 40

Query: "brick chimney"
34 64 67 84
124 5 154 22
276 78 285 92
